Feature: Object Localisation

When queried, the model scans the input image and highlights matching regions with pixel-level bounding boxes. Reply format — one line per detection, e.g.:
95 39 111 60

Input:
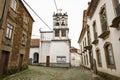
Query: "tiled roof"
70 47 78 53
30 39 40 47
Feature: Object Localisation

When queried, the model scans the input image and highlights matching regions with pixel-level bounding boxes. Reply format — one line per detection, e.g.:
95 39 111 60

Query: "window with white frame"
57 56 66 63
11 0 16 11
6 24 13 39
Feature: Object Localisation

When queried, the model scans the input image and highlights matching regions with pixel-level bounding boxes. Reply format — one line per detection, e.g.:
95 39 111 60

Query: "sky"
23 0 91 48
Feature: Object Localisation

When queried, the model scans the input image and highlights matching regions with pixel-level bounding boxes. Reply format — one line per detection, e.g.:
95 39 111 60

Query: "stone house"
78 0 120 79
0 0 34 74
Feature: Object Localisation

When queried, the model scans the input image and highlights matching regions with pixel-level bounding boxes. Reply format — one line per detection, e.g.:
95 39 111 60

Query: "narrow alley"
4 66 104 80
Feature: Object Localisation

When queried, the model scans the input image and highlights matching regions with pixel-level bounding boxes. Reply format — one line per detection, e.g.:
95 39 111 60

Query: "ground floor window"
104 42 116 69
96 49 102 67
57 56 66 63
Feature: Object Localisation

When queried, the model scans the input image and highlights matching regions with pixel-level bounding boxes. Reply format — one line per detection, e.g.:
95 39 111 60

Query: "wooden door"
0 51 9 74
46 56 50 67
19 54 23 71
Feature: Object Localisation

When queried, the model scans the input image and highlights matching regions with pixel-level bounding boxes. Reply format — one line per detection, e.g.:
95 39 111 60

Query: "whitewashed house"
78 10 92 69
78 0 120 79
39 12 71 67
70 47 81 67
29 39 40 65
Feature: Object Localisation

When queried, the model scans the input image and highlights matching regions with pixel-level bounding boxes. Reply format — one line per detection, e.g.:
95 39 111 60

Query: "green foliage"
0 75 6 80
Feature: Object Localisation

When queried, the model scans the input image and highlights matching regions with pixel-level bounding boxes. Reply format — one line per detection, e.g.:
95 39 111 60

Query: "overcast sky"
23 0 91 48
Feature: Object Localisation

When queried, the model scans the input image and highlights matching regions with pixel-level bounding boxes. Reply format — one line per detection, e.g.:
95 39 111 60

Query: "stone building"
0 0 34 74
78 0 120 79
40 12 71 67
29 39 40 65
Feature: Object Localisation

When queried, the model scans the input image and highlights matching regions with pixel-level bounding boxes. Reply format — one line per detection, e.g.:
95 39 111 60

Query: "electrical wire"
22 0 52 31
54 0 58 12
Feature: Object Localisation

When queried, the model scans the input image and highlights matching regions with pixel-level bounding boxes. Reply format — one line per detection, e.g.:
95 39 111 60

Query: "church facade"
39 12 71 67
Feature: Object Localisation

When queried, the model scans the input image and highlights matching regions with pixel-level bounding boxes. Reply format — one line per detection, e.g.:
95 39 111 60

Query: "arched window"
33 53 39 63
104 42 116 69
61 21 65 26
96 48 102 67
55 22 59 26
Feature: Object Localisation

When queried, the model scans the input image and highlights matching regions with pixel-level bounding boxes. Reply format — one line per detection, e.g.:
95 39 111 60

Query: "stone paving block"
3 66 105 80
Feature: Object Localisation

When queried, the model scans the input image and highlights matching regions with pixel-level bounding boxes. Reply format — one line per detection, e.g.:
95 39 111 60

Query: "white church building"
39 12 71 67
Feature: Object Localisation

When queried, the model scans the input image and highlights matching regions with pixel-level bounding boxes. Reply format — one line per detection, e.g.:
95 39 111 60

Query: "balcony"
92 32 99 44
99 22 110 39
111 4 120 29
84 45 92 50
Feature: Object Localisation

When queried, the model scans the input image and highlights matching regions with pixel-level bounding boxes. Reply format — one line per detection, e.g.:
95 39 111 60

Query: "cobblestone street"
3 66 104 80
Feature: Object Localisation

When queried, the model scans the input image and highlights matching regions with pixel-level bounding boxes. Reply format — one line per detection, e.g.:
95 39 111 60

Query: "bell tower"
53 12 69 40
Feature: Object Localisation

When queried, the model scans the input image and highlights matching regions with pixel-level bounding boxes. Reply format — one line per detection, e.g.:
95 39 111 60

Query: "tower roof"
53 12 68 17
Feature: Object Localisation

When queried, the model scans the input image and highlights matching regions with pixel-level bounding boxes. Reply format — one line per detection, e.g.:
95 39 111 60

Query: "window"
55 22 59 26
61 30 66 37
87 26 91 45
55 30 59 37
57 56 66 63
93 21 98 40
99 5 108 32
6 24 13 39
116 0 120 16
22 34 27 46
11 0 16 11
96 49 102 67
104 42 116 69
61 21 65 26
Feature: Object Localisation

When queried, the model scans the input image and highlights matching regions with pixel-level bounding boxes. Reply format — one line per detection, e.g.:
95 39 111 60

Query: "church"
39 12 71 67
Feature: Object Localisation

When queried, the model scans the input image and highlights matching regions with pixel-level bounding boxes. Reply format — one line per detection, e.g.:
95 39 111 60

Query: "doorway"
46 56 50 67
19 54 23 71
0 51 10 74
33 53 39 63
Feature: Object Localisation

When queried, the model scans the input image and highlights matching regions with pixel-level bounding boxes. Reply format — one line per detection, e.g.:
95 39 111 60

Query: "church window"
55 30 59 37
61 21 65 26
61 30 66 37
55 22 59 26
